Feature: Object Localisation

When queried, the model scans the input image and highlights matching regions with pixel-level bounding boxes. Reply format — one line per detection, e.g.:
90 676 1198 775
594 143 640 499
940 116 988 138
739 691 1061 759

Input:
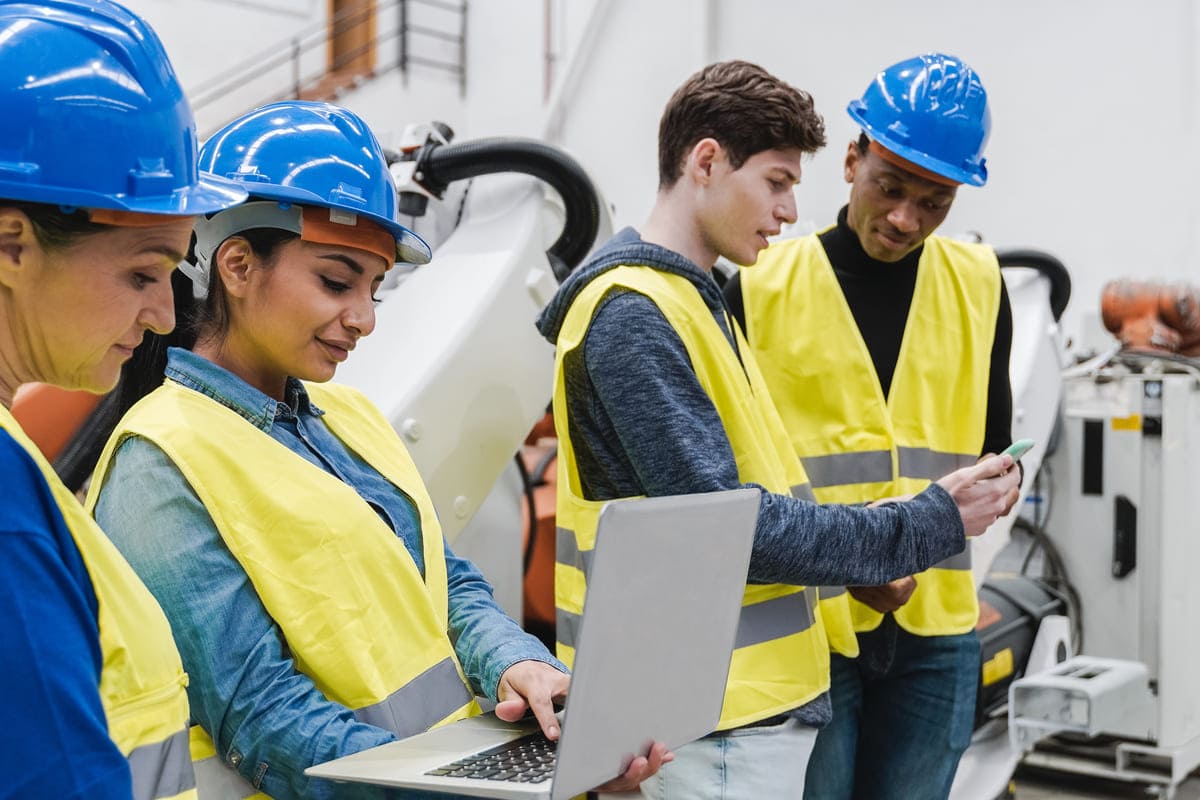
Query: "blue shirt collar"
163 347 323 431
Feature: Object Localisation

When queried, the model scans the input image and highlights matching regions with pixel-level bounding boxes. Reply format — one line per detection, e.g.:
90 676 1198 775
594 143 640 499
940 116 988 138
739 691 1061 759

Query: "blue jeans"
803 616 980 800
640 717 818 799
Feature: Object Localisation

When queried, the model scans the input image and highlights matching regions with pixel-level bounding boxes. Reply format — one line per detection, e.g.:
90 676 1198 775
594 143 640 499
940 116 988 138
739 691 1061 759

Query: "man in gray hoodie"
536 60 1019 799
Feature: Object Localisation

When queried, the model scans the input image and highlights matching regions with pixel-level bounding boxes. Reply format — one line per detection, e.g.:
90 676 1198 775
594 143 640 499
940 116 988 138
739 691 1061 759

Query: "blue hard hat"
0 0 246 214
199 101 431 265
847 52 991 186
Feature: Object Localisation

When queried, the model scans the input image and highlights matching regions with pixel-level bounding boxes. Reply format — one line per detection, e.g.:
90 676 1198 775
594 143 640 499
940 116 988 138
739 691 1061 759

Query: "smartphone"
1001 438 1036 461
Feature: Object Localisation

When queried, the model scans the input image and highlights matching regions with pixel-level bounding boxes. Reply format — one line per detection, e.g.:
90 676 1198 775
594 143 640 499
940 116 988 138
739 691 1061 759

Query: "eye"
131 272 157 290
321 276 351 294
877 181 901 197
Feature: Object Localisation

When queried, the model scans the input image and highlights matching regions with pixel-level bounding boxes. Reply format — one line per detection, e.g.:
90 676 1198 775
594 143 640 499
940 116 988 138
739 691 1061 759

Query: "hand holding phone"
1001 438 1036 462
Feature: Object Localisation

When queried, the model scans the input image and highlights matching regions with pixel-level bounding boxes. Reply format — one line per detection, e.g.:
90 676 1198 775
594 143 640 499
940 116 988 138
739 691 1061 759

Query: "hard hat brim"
0 172 250 217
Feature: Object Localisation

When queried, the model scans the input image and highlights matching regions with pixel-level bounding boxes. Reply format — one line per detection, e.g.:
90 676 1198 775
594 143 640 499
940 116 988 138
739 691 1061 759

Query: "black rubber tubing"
416 138 602 281
996 248 1072 322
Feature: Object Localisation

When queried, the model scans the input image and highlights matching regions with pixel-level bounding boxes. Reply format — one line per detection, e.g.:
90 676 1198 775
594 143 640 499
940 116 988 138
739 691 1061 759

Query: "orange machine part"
1101 279 1200 355
520 436 558 644
10 383 101 461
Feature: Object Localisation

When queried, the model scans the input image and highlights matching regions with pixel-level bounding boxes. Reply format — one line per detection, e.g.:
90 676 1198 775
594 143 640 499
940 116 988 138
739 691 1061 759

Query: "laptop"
305 488 761 799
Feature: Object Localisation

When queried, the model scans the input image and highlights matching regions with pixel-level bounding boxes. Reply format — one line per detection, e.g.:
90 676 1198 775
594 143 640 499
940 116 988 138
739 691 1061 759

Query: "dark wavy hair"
657 60 826 189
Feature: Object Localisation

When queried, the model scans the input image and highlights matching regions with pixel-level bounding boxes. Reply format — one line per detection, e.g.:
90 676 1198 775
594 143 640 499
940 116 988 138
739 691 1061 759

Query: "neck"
193 336 287 402
0 298 33 410
639 191 716 272
0 375 15 410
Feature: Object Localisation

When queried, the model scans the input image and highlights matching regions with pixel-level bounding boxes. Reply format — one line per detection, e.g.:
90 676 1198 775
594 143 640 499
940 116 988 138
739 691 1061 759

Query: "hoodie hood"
536 227 727 344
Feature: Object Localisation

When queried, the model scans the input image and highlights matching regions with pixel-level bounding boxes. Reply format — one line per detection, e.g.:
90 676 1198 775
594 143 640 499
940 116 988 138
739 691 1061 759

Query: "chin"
723 248 758 268
301 363 338 384
71 373 120 395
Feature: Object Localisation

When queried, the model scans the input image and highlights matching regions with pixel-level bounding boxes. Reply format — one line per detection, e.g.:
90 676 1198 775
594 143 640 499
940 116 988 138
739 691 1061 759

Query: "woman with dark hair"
0 2 247 797
89 100 667 799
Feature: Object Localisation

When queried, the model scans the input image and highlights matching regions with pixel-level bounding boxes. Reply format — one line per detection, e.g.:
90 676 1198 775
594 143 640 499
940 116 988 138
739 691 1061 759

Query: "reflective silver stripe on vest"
802 448 978 488
897 448 975 480
559 587 818 652
556 526 592 575
128 728 195 799
734 587 817 649
801 451 892 488
556 607 582 652
353 657 474 739
819 585 846 600
791 483 815 502
193 753 257 800
933 548 972 571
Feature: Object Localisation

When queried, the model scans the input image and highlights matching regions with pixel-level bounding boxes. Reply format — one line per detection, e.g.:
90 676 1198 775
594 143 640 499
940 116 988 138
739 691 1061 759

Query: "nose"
776 192 798 225
344 293 377 338
887 200 920 233
140 278 176 336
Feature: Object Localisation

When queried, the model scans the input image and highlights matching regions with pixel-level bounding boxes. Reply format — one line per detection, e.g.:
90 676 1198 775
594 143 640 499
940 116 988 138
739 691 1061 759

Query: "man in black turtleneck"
726 201 1014 457
725 53 1014 800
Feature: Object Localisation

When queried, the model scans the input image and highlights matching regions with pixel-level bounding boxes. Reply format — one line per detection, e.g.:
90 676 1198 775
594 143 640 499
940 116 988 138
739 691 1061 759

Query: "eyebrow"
141 244 188 264
879 165 954 195
319 253 365 275
771 167 800 183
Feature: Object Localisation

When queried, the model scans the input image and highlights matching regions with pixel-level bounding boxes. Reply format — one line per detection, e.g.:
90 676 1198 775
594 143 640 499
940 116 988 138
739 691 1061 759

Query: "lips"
318 339 354 362
875 228 912 251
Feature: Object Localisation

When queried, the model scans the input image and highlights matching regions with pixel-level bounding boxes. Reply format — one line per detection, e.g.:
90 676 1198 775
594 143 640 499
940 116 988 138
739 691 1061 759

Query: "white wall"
126 0 1200 343
121 0 327 136
538 0 1200 344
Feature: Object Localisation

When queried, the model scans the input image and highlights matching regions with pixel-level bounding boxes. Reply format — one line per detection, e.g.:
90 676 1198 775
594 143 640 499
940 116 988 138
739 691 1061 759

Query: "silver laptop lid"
549 488 759 799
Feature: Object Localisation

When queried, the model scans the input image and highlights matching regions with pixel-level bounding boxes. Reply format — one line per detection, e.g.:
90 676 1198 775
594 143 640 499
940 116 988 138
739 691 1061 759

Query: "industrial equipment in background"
1100 279 1200 357
1002 352 1200 800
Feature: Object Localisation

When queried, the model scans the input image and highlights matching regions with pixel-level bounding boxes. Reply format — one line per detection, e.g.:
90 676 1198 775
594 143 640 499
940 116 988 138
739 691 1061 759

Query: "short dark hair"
657 60 826 189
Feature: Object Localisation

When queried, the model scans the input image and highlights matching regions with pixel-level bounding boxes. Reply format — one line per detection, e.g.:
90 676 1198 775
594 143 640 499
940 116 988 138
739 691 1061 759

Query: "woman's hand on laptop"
495 660 570 739
495 660 673 791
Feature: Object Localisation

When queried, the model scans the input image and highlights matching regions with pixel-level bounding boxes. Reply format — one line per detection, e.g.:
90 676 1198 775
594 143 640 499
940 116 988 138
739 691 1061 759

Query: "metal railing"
190 0 466 135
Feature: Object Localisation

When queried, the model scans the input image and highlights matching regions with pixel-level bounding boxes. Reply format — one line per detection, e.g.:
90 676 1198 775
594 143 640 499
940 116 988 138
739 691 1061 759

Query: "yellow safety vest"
741 232 1000 642
89 380 480 798
552 265 827 731
0 406 196 800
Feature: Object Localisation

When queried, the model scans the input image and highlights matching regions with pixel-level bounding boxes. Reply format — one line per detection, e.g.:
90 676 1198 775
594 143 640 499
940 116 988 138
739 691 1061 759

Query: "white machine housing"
1007 368 1200 792
969 264 1066 583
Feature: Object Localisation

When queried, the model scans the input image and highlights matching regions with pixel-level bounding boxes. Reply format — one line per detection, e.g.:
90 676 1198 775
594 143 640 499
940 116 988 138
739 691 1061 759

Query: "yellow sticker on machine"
982 647 1015 687
1111 414 1142 431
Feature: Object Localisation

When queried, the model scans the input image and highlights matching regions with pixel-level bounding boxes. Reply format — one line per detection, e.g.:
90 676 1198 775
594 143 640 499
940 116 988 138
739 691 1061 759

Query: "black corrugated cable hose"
414 137 602 281
996 248 1072 322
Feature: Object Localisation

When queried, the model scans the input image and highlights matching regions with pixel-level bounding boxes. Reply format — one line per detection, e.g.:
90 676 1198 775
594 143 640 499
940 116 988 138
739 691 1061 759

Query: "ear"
213 236 256 299
844 141 862 184
0 208 40 290
686 138 725 186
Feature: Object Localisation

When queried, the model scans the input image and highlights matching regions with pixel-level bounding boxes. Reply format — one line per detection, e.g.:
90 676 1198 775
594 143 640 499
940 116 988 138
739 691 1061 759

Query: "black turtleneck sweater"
724 205 1014 459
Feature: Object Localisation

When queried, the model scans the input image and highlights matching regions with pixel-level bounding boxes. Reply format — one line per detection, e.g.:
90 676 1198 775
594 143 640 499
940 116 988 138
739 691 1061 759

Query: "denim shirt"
94 348 564 800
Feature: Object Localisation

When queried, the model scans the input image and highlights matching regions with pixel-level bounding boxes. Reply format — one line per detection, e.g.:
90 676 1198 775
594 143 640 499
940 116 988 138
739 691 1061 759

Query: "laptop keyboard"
424 732 558 783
